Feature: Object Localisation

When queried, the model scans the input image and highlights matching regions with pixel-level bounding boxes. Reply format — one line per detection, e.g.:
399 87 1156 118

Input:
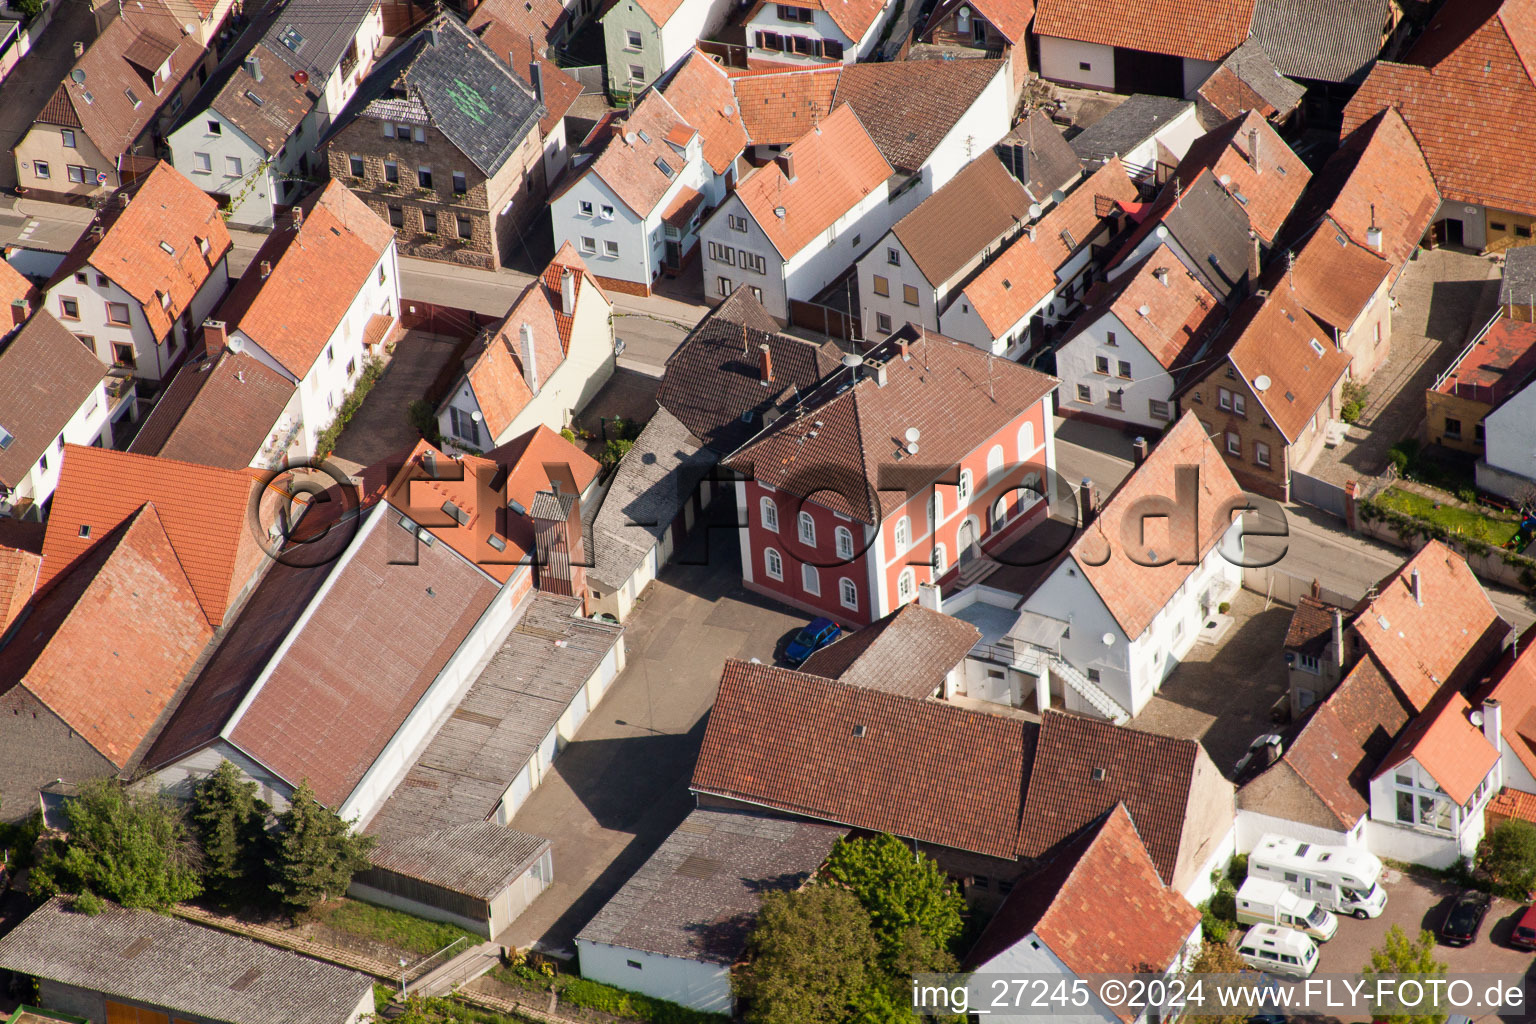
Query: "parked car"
1439 890 1492 947
1510 904 1536 950
785 617 842 665
1234 733 1283 783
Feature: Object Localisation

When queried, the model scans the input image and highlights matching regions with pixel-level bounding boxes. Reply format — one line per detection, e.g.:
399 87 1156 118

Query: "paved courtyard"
331 329 460 471
494 503 806 955
1308 249 1503 486
1130 589 1293 774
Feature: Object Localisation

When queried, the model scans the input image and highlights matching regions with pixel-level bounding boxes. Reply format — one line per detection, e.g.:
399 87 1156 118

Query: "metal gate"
1289 470 1349 520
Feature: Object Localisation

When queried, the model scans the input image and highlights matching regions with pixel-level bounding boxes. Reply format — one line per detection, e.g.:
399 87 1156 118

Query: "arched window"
765 547 783 580
1019 420 1036 459
801 562 819 595
1022 472 1043 509
932 543 947 574
927 489 943 528
897 568 916 603
957 469 973 505
761 497 778 532
986 443 1005 483
835 525 854 560
991 495 1009 530
839 577 858 610
894 516 910 552
797 510 816 546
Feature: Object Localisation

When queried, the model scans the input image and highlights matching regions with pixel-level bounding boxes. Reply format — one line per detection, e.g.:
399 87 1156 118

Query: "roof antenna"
1285 249 1295 288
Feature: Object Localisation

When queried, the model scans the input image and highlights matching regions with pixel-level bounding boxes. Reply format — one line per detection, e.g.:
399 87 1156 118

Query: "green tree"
1477 818 1536 898
267 781 376 913
190 760 271 909
1187 939 1251 1024
738 886 882 1024
820 834 965 970
1362 926 1447 1024
29 778 202 910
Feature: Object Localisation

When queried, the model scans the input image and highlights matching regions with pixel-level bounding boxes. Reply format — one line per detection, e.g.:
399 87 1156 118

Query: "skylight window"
637 129 651 144
0 425 14 450
654 156 674 178
81 90 94 104
442 499 469 525
487 534 507 552
279 25 304 51
1309 338 1325 357
246 90 265 107
158 241 174 255
125 87 142 108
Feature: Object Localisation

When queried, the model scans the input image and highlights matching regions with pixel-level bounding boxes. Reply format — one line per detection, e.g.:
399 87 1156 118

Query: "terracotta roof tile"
0 311 108 490
216 181 394 378
1476 625 1536 784
1285 224 1391 334
1034 0 1256 61
0 542 40 633
831 59 1005 174
889 151 1034 288
1171 110 1310 244
924 0 1033 43
49 163 231 345
468 0 581 134
467 0 569 50
799 603 980 697
1376 689 1499 805
660 51 749 175
1033 156 1140 268
39 446 262 628
1342 0 1536 216
691 659 1036 857
724 327 1057 523
0 260 39 312
1069 244 1222 369
733 103 892 258
730 66 841 146
129 349 296 470
1489 787 1536 825
0 505 213 768
967 805 1200 1010
564 92 696 218
1285 594 1339 655
1069 412 1244 638
1018 703 1204 886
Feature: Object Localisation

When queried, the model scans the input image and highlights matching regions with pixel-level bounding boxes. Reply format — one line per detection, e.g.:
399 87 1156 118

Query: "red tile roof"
0 311 108 491
1033 156 1140 270
729 66 841 146
0 542 40 633
967 805 1200 1011
561 93 699 218
128 349 296 470
216 181 395 378
1171 110 1310 245
1434 317 1536 406
1070 412 1244 638
1376 689 1499 805
889 151 1034 289
49 163 231 344
0 505 213 768
733 103 892 259
925 0 1034 43
39 446 262 628
724 327 1057 524
1476 624 1536 784
468 2 582 135
0 260 39 313
798 602 980 698
1285 225 1392 336
1077 244 1222 370
1342 0 1536 216
1352 540 1507 711
1033 0 1256 61
661 50 750 175
1489 786 1536 826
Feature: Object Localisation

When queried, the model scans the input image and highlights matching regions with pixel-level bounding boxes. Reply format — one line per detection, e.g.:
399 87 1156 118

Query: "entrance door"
957 519 978 564
1112 47 1184 96
665 240 681 266
1439 218 1465 247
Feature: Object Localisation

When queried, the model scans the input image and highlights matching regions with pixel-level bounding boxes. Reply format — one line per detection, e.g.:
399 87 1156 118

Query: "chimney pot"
1132 436 1149 465
529 60 544 103
778 151 796 182
118 191 130 208
758 342 773 385
1078 477 1096 525
917 580 942 612
1410 566 1422 606
1331 607 1345 670
519 322 540 395
1153 266 1169 286
9 298 27 328
72 40 83 58
1482 697 1503 749
291 207 303 230
202 318 227 358
259 259 272 279
560 267 575 316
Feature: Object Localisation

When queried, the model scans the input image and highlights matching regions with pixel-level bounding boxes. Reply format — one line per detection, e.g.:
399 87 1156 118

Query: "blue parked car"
785 617 843 665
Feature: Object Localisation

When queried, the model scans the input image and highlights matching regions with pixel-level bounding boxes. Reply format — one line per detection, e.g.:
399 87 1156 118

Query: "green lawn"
1376 487 1519 546
305 898 480 958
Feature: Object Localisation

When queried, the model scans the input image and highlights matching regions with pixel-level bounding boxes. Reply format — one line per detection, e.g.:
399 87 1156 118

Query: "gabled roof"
217 181 394 378
1350 540 1507 711
1032 156 1139 269
458 245 606 439
1069 95 1193 167
578 809 846 964
1476 623 1536 784
888 152 1033 289
1170 110 1310 245
39 446 260 628
743 0 887 43
832 59 1004 175
36 0 205 159
660 51 749 176
0 538 40 633
799 603 980 698
1283 224 1392 335
1213 275 1351 443
997 109 1083 201
0 506 213 769
1250 0 1395 84
691 660 1037 858
1342 0 1536 217
205 43 314 156
723 327 1058 525
924 0 1033 43
1285 593 1339 656
730 65 841 146
1069 244 1222 370
733 103 891 259
129 348 296 469
0 311 108 491
657 286 842 454
563 91 697 218
467 0 569 51
49 163 231 344
0 259 39 313
261 0 379 80
0 896 373 1024
1196 39 1306 125
1065 412 1243 639
1033 0 1255 61
225 503 503 807
368 823 550 901
1376 689 1499 805
1118 169 1255 300
329 13 542 177
967 805 1200 1010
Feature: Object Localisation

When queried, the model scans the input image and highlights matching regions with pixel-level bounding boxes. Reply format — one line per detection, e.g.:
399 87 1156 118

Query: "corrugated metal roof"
367 822 550 899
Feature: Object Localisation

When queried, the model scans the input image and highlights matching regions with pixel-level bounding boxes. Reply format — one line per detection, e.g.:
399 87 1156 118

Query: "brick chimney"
777 150 796 182
1248 125 1261 173
759 342 773 385
519 322 539 395
202 318 227 358
1078 477 1096 525
532 481 587 607
291 206 303 231
1132 436 1149 465
10 298 28 328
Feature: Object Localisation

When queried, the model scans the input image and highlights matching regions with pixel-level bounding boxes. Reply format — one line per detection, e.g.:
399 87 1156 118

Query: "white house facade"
601 0 735 98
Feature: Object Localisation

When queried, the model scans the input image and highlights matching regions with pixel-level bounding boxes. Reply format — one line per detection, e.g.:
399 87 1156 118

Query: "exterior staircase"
1009 644 1130 724
411 941 503 998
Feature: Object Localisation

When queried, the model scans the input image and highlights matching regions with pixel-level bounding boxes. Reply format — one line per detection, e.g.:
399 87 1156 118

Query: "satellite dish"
1137 304 1150 317
227 336 245 354
722 104 735 116
1219 173 1232 186
1027 202 1042 220
470 410 482 422
905 427 920 443
905 441 919 455
1102 633 1116 646
183 21 195 34
1471 709 1485 727
70 68 86 84
1155 224 1169 239
1049 189 1066 205
624 132 637 145
1254 374 1271 392
841 353 863 368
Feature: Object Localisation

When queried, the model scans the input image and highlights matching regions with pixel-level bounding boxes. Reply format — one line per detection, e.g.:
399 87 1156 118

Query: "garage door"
106 1002 170 1024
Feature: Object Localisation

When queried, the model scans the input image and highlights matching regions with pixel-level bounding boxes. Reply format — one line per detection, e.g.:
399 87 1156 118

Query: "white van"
1236 923 1319 979
1235 877 1337 941
1247 834 1388 918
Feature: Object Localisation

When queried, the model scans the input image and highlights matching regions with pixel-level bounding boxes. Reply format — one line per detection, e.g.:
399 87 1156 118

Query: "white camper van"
1235 877 1338 941
1248 834 1387 918
1236 924 1319 979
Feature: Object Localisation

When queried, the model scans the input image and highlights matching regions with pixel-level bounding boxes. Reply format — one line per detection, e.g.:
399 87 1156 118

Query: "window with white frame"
1254 441 1271 468
932 543 946 574
839 577 858 609
626 29 643 48
1218 387 1232 411
1018 420 1035 458
1226 432 1241 455
991 495 1008 529
192 152 212 173
1233 393 1246 415
798 511 816 545
957 469 972 504
927 489 942 528
765 547 783 580
762 497 779 531
897 568 916 603
894 516 910 551
835 525 854 560
604 240 619 257
802 563 819 595
986 444 1004 483
1149 399 1171 420
581 236 596 253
